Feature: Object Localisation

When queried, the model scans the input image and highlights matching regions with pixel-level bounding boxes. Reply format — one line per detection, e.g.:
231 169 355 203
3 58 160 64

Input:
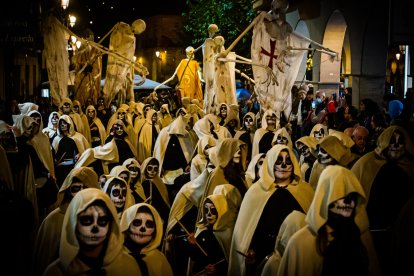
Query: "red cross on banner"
260 39 278 69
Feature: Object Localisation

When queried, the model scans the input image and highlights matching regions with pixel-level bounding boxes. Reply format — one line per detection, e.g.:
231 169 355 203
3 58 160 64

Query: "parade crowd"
0 83 413 276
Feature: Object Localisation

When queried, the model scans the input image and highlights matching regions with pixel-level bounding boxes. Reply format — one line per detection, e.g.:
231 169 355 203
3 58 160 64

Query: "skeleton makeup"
274 150 293 183
128 210 155 245
110 180 127 210
297 142 311 158
219 104 228 119
118 111 126 121
233 148 241 164
244 115 254 130
145 159 159 179
275 134 288 145
112 123 124 137
23 122 35 138
313 128 325 140
329 193 357 218
51 113 59 125
76 203 110 247
59 119 69 133
127 165 140 180
387 130 405 161
204 200 218 226
318 146 334 165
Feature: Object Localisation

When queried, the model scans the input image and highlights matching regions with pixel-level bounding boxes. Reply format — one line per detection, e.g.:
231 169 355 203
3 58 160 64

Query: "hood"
59 97 73 113
310 123 328 140
28 110 44 130
139 157 160 183
260 109 277 130
305 165 369 235
47 111 60 129
59 188 124 270
318 135 354 165
260 144 301 186
374 125 414 158
328 129 355 148
120 203 164 254
72 100 84 115
272 127 293 148
275 210 306 255
241 112 256 130
295 136 318 154
245 152 266 184
209 138 246 169
56 167 100 207
145 109 157 125
122 158 140 169
110 165 131 185
166 115 189 136
18 102 38 115
198 194 230 232
85 105 97 120
196 134 217 157
57 115 76 136
102 176 134 215
13 115 36 137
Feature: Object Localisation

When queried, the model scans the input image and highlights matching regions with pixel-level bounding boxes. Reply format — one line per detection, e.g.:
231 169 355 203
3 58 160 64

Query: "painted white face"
113 124 124 136
220 105 227 118
76 204 110 246
233 149 241 164
204 201 218 226
313 128 325 140
127 165 139 179
51 113 59 125
275 134 288 145
23 123 34 137
118 111 126 121
329 193 357 218
145 162 159 179
244 115 254 130
297 143 311 158
387 131 405 160
69 181 85 198
318 147 334 164
110 182 127 209
274 150 293 181
128 212 155 245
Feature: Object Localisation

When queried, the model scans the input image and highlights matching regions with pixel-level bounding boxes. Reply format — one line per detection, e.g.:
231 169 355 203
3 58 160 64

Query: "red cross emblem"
260 39 278 69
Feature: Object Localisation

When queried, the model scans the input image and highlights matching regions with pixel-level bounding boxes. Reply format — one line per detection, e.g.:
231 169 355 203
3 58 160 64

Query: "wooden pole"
175 217 208 256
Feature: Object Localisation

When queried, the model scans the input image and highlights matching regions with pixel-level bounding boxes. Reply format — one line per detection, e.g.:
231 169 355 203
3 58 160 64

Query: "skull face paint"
145 160 159 179
244 115 254 130
318 146 334 164
51 113 59 125
313 128 325 140
266 113 277 130
219 104 227 119
110 181 127 210
275 134 288 145
87 109 95 119
127 165 140 180
387 130 405 161
59 119 69 133
204 201 218 226
118 111 126 121
23 123 34 137
274 150 293 183
297 142 311 158
76 204 110 246
62 102 72 114
112 123 124 136
329 193 357 218
128 211 155 245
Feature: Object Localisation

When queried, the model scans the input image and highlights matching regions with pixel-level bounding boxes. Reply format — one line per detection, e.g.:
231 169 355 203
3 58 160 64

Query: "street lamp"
69 15 76 28
61 0 69 10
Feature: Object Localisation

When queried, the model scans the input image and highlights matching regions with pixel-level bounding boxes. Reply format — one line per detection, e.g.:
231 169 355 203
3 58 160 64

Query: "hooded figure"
278 165 381 276
42 111 60 143
43 188 142 275
157 103 173 130
193 113 232 141
228 144 314 276
102 176 134 219
32 167 99 276
234 112 257 163
139 157 170 230
310 123 328 141
252 109 278 157
295 135 318 182
245 153 266 188
153 114 196 188
200 138 247 208
187 194 231 275
137 109 160 163
190 135 217 181
120 203 173 276
86 105 106 147
351 125 414 274
261 210 306 276
122 158 144 204
309 135 357 190
271 126 293 149
58 97 87 139
72 99 92 143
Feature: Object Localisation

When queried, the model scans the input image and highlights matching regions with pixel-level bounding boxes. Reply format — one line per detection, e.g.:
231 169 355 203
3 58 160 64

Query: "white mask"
110 183 127 209
387 131 405 160
204 201 218 226
329 193 357 218
274 150 293 182
128 212 155 245
76 204 110 246
318 146 334 164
